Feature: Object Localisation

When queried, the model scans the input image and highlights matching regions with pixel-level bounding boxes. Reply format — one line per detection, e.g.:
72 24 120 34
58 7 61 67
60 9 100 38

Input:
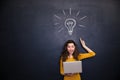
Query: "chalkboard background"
1 0 119 80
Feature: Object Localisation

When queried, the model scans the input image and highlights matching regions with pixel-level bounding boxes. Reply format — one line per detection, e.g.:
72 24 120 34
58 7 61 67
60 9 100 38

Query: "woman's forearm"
83 45 94 52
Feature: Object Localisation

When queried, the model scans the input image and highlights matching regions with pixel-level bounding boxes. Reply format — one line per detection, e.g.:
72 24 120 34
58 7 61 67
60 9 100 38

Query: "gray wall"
1 0 119 80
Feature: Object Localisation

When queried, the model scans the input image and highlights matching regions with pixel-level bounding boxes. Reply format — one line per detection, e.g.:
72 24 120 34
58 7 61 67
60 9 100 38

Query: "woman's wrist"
82 45 87 49
83 45 93 52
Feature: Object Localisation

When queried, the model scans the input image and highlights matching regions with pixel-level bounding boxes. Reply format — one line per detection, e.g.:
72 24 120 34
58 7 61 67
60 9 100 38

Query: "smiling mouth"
69 51 74 53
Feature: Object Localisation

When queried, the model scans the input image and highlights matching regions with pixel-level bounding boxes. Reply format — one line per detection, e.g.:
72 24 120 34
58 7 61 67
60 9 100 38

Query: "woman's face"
67 43 75 55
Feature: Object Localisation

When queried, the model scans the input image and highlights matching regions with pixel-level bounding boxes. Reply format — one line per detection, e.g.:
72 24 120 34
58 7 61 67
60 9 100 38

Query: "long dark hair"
60 40 79 62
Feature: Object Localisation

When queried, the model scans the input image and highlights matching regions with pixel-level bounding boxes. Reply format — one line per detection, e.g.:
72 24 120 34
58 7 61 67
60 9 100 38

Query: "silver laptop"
63 61 82 74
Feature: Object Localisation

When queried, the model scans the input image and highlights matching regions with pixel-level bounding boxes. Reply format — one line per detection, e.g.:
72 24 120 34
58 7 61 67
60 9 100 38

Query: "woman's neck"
68 54 73 58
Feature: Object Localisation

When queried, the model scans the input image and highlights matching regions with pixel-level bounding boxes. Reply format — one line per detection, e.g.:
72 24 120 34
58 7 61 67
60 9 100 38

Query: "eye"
71 45 75 48
67 46 70 48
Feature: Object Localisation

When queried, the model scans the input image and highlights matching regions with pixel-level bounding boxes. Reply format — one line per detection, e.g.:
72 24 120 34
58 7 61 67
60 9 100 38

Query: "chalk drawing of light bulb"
64 18 76 35
54 8 87 36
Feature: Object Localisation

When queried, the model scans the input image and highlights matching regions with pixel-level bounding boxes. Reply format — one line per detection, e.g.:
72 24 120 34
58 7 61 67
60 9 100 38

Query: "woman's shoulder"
59 56 63 60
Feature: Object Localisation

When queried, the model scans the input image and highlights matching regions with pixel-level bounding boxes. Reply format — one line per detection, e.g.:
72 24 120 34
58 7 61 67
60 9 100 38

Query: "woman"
60 38 96 80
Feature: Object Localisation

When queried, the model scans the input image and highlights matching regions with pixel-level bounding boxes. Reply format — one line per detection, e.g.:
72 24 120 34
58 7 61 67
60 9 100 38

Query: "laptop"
63 61 82 74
